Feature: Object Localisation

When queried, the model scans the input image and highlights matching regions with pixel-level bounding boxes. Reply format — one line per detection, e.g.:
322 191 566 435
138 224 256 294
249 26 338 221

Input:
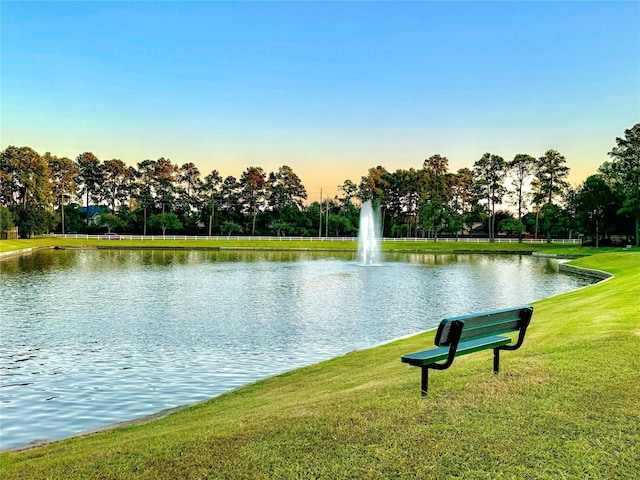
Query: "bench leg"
493 348 500 375
421 367 429 397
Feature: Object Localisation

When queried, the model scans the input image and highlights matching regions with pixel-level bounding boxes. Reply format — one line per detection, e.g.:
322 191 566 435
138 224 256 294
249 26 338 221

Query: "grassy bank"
0 235 629 257
1 252 639 479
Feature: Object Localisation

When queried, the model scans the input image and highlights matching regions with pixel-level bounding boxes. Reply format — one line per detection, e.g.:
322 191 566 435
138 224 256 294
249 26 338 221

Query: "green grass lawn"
1 249 639 479
0 235 631 257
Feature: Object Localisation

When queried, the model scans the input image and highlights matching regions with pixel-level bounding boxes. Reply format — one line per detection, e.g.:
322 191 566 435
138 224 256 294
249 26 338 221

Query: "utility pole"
325 197 329 237
319 188 323 237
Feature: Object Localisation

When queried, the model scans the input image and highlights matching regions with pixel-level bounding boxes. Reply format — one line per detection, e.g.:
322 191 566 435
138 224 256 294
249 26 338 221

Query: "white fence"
51 234 582 245
383 237 582 244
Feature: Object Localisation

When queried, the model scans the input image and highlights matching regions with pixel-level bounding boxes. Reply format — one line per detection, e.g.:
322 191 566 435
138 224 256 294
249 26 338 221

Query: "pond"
0 249 597 450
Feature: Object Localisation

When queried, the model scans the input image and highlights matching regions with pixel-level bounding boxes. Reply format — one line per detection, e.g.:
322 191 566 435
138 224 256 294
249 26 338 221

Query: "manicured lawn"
1 250 638 479
0 235 630 256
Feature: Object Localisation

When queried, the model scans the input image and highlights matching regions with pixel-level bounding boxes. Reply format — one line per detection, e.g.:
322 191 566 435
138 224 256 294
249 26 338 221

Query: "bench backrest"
434 306 533 347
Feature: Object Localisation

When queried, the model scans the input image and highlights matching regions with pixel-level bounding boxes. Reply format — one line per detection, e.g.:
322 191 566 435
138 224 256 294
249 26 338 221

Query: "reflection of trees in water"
0 249 78 275
397 252 458 266
1 249 361 275
136 249 356 265
2 250 593 293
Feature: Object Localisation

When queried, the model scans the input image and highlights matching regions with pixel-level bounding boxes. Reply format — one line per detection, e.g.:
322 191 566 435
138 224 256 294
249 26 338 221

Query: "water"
0 249 597 449
357 200 382 265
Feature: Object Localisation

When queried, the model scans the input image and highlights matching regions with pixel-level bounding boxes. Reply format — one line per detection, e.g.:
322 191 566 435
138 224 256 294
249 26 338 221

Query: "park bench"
401 305 534 397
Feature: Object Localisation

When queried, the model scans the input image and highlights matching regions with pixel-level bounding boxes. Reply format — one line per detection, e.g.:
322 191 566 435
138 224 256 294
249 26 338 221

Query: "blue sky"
2 1 639 199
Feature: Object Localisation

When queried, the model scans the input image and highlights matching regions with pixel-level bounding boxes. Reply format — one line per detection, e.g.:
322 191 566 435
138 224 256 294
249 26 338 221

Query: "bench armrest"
496 306 533 351
401 320 464 370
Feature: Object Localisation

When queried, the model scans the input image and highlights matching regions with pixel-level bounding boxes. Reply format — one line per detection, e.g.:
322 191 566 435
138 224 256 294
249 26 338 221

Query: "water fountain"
357 200 382 265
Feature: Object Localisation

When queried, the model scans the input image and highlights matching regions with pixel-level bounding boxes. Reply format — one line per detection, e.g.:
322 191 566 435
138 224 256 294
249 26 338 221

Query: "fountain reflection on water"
357 200 382 265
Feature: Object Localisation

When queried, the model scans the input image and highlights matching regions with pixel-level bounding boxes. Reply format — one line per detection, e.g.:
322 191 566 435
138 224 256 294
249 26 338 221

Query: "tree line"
1 123 638 246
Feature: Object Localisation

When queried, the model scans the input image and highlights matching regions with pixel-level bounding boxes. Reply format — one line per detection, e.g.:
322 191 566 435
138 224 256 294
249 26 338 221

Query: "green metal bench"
401 305 534 397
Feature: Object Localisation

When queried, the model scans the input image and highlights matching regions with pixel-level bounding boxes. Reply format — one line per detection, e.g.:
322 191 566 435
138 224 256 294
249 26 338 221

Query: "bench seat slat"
401 335 512 367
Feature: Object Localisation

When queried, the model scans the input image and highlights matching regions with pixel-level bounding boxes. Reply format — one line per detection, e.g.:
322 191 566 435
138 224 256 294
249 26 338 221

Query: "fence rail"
51 234 582 245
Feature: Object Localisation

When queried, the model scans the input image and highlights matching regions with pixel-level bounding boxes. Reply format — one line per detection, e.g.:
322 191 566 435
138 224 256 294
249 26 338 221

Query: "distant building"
0 226 18 239
464 222 486 235
79 206 105 225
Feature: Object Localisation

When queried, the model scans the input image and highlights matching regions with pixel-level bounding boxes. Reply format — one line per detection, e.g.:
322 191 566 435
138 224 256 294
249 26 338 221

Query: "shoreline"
6 405 189 453
557 262 613 280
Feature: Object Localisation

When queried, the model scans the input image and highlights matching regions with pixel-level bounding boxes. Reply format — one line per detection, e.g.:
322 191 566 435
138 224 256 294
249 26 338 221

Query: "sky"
1 1 639 200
